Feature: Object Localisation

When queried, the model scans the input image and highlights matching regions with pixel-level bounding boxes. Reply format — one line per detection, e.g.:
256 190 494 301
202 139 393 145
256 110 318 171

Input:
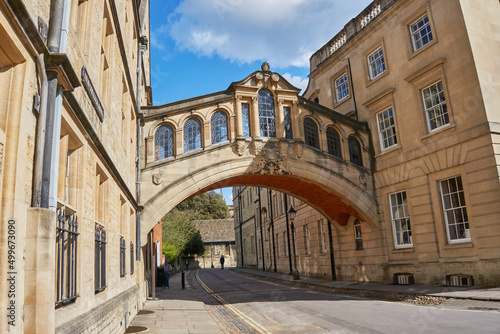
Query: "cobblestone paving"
437 298 500 311
187 271 258 334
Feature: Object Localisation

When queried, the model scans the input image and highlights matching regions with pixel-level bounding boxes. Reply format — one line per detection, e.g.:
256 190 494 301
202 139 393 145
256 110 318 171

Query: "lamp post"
288 206 300 280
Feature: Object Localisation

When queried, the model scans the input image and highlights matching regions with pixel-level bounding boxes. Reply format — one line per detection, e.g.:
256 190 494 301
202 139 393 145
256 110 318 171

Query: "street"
194 269 500 334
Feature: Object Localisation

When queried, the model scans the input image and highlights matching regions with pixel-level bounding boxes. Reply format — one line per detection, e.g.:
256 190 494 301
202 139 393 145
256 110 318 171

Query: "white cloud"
154 0 373 69
282 73 308 93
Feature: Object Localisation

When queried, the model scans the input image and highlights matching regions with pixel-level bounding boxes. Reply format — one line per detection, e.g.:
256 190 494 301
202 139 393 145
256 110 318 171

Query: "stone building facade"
195 219 236 269
235 0 500 286
0 0 151 333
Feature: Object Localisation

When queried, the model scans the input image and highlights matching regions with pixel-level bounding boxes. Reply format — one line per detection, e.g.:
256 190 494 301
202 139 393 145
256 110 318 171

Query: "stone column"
276 99 285 138
291 100 300 140
234 95 243 137
251 96 260 138
24 208 57 334
176 129 183 155
145 136 154 164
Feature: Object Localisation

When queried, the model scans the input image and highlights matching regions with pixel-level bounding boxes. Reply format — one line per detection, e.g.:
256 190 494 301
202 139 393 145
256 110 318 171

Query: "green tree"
162 191 229 260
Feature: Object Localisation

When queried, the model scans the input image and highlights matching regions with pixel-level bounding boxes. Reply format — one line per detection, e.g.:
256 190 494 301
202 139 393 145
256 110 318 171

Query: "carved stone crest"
251 157 289 175
152 174 162 185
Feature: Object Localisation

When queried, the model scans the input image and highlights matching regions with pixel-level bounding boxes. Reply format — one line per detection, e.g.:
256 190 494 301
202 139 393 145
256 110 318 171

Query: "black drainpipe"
327 220 337 280
284 194 292 274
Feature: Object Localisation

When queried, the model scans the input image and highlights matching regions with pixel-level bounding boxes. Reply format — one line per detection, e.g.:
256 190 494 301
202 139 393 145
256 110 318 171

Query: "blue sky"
149 0 373 204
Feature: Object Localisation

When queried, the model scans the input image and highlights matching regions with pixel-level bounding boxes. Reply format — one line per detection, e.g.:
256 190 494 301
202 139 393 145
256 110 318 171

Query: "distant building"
236 0 500 286
195 219 236 268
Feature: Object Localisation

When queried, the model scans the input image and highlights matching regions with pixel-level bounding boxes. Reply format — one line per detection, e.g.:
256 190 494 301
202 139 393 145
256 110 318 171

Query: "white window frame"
335 73 349 102
389 191 413 248
440 176 471 243
319 220 327 253
377 107 397 150
410 14 433 51
368 47 386 79
422 80 449 132
303 224 310 255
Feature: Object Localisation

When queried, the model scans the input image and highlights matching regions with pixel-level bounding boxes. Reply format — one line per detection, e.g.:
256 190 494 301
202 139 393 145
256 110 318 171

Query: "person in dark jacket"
220 255 225 270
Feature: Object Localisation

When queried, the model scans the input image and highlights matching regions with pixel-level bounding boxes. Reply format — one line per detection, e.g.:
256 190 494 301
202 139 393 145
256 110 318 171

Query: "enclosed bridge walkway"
138 62 376 246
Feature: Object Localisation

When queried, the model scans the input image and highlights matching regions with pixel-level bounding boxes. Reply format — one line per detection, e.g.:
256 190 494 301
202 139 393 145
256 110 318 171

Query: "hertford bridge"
139 63 377 245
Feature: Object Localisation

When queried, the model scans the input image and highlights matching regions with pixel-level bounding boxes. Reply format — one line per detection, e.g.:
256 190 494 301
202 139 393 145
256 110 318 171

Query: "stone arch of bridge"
140 152 377 246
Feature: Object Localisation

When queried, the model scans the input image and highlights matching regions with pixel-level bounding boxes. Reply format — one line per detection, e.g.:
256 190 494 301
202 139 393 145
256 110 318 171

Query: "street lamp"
288 205 300 280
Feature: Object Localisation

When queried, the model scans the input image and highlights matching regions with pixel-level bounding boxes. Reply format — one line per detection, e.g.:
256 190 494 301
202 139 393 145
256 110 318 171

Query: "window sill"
420 123 455 141
392 246 414 253
375 144 402 158
444 241 473 249
333 95 352 109
366 70 389 88
408 40 437 61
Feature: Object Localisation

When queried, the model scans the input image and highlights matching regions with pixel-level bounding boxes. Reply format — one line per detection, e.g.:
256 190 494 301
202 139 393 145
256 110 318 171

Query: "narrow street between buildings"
195 268 500 334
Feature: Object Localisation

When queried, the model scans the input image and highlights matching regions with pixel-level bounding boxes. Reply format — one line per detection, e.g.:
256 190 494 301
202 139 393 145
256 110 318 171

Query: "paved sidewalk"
126 270 223 334
230 267 500 302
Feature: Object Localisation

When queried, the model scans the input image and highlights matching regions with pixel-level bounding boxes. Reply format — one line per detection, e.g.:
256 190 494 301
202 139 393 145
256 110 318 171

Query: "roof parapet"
309 0 396 72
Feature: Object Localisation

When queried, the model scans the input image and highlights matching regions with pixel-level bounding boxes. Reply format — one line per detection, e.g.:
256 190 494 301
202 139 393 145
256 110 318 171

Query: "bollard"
181 270 185 289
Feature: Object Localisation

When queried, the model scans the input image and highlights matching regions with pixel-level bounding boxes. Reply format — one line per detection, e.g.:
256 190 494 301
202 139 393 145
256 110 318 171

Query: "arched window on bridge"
154 124 174 161
284 106 293 139
348 136 363 167
327 127 342 159
258 89 276 138
303 118 320 149
184 118 202 152
211 111 228 145
242 103 251 137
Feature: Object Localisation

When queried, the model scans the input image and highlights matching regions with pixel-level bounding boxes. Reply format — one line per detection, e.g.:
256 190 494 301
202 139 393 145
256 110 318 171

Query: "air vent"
446 274 474 287
393 273 415 285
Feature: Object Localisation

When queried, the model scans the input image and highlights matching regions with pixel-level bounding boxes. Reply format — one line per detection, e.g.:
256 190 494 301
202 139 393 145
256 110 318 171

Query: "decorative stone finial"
261 62 270 72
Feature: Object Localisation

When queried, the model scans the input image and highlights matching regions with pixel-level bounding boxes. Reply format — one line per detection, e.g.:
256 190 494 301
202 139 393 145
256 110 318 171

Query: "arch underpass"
139 63 377 245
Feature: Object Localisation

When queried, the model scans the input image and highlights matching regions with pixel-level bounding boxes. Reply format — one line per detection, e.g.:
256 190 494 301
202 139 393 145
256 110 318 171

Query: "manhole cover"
137 310 155 315
125 326 148 333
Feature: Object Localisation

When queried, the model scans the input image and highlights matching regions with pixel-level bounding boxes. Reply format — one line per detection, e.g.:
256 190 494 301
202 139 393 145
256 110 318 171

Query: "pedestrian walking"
220 255 225 270
185 259 189 271
162 258 172 289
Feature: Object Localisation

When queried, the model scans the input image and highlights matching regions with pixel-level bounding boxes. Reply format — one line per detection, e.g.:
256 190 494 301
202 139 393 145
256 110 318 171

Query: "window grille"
284 106 293 139
130 241 134 274
184 118 202 152
368 47 386 79
120 237 126 277
258 89 276 138
327 127 342 158
304 118 320 149
154 125 174 161
348 137 363 167
354 219 363 250
56 208 79 308
94 224 106 293
211 111 228 144
377 107 397 150
422 81 448 131
390 191 412 247
410 14 433 51
335 74 349 102
242 103 250 137
440 176 470 242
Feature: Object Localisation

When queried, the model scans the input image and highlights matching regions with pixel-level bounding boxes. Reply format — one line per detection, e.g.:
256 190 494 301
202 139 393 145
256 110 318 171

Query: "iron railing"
55 208 79 308
94 224 107 293
130 241 134 274
120 237 126 277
